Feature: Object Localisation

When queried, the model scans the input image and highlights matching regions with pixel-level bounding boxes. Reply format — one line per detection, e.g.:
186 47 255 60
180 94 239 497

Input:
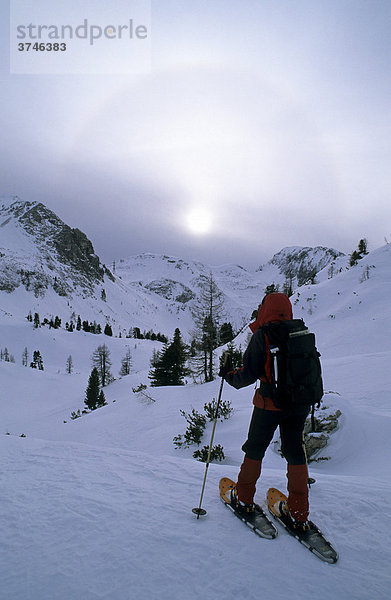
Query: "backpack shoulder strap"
258 327 277 398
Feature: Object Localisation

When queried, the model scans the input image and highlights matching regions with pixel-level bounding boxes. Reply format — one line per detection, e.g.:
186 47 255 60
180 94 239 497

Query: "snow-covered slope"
0 243 391 599
290 243 391 357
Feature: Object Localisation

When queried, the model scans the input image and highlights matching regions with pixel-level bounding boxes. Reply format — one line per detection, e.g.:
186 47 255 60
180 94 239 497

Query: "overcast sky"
1 1 391 269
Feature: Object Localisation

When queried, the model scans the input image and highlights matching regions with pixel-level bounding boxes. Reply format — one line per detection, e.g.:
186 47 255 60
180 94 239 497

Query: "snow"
1 244 391 599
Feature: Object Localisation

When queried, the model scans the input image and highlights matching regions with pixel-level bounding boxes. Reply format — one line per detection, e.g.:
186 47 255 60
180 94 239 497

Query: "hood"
249 292 293 333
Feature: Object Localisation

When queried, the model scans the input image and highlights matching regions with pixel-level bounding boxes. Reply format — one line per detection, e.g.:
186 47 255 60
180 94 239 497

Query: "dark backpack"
260 319 323 420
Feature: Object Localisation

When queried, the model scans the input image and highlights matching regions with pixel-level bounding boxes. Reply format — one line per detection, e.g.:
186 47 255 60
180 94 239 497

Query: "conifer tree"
350 238 369 266
30 350 44 370
219 343 243 371
149 328 188 386
358 238 369 256
104 323 113 336
167 328 188 385
264 283 279 295
191 273 224 382
85 367 100 410
149 343 170 387
349 250 361 266
219 322 234 345
66 355 73 374
22 347 29 367
283 278 293 296
97 389 106 407
119 348 132 376
91 344 113 386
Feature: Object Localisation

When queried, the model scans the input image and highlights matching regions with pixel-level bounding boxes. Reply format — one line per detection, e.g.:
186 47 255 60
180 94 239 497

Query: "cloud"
0 1 390 267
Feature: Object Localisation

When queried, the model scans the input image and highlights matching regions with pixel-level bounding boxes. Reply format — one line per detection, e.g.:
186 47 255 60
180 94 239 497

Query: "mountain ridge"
1 195 348 336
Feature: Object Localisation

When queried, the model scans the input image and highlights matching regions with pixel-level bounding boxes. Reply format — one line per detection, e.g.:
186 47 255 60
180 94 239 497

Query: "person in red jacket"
221 292 310 531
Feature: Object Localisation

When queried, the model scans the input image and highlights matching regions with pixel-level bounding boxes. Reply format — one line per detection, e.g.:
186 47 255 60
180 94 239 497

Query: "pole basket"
192 507 207 517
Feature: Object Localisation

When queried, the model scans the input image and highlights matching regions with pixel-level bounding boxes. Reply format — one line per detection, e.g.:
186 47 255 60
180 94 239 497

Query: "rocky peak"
265 246 345 286
0 196 104 297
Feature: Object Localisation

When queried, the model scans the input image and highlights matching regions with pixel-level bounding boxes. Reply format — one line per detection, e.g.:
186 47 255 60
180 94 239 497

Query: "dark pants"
242 406 308 463
237 407 309 521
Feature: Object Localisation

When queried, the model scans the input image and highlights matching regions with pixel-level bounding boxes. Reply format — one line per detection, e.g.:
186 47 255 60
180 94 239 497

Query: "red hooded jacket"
250 292 293 332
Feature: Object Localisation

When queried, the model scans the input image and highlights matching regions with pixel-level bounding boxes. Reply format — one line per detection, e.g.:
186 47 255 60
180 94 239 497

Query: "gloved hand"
219 352 233 378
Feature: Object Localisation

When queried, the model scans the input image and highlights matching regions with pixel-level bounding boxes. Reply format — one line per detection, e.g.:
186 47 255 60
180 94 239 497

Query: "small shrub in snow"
193 444 225 462
174 398 233 454
132 383 147 394
173 409 206 448
203 399 233 422
132 383 155 402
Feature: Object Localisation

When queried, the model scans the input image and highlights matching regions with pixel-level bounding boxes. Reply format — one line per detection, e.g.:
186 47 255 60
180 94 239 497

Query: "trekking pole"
192 353 228 519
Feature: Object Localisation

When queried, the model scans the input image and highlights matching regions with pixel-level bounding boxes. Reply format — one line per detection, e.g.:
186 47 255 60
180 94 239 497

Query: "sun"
186 207 213 235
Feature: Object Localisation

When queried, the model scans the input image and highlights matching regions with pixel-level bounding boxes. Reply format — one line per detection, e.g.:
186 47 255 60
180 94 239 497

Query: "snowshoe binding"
219 478 277 539
267 487 338 563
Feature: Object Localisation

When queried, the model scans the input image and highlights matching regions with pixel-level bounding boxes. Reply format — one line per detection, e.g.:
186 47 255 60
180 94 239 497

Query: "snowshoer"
220 292 312 531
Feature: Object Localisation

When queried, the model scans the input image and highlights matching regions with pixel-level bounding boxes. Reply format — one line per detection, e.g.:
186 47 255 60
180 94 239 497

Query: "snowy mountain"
264 245 346 286
0 195 346 339
115 247 347 335
0 195 106 295
1 201 391 598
